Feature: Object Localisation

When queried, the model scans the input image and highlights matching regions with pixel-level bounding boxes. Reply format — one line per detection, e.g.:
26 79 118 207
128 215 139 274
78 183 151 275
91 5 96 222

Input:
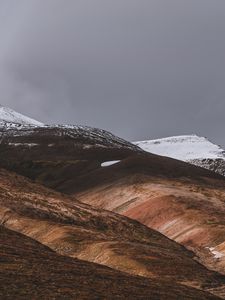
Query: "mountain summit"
0 105 43 126
134 134 225 176
134 134 225 160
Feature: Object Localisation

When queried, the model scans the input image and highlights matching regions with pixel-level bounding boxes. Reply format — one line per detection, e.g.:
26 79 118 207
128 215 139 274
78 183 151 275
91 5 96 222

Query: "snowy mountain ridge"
0 105 140 153
134 135 225 176
134 134 225 160
0 105 43 126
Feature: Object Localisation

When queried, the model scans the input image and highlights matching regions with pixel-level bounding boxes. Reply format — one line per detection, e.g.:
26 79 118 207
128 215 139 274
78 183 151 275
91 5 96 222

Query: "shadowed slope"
3 226 218 300
0 124 141 162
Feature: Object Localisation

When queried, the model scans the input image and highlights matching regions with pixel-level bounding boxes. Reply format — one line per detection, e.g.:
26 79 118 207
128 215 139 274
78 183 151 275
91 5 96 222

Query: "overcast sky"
0 1 225 145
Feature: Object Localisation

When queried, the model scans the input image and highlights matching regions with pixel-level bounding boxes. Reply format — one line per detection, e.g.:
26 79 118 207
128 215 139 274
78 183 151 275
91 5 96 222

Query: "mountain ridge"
0 105 43 126
134 134 225 176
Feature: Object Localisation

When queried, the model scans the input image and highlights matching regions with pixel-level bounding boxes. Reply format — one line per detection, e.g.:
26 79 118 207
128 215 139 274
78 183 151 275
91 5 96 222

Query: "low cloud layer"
0 0 225 145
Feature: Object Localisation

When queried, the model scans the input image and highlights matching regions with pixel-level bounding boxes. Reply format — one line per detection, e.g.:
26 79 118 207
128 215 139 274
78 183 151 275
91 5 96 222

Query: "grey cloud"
0 0 225 146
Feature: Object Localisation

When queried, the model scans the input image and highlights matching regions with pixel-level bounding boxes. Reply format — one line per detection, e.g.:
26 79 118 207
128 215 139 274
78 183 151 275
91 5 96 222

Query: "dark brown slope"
0 124 141 162
0 124 143 191
3 226 218 300
0 169 225 298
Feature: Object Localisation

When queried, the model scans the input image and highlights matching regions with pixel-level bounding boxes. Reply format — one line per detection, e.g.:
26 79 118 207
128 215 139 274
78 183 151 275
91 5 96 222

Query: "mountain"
134 135 225 176
0 167 225 299
0 105 43 126
1 106 225 298
65 154 225 277
0 106 142 180
0 105 140 156
2 226 221 300
0 125 141 182
2 121 225 277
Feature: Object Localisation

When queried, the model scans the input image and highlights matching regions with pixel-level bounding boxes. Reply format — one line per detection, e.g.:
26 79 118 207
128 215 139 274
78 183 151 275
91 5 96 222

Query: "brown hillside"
3 226 218 300
0 168 225 297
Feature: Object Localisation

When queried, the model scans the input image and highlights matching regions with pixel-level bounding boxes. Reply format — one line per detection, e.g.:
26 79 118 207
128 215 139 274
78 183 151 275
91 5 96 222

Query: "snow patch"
83 145 93 149
8 143 39 147
101 160 120 167
206 247 224 259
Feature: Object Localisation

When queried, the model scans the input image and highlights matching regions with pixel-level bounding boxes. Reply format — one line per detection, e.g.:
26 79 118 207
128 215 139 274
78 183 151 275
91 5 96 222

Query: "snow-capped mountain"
1 124 141 153
134 135 225 176
134 135 225 160
0 105 141 157
0 105 43 126
2 104 225 176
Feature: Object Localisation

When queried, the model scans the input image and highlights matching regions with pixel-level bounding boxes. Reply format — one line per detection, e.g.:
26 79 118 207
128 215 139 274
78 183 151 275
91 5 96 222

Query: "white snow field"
134 135 225 161
0 105 43 126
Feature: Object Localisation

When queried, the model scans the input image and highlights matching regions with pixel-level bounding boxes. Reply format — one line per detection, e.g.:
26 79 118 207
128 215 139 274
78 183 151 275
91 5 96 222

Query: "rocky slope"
135 135 225 176
1 168 225 298
4 226 216 300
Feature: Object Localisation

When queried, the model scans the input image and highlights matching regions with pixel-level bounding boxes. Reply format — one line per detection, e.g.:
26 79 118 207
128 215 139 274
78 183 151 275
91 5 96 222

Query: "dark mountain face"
0 124 143 192
0 124 141 173
0 124 140 153
0 123 222 191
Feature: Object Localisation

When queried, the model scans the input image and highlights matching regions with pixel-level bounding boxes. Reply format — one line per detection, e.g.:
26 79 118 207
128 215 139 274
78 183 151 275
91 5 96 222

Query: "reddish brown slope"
65 154 225 275
0 168 225 297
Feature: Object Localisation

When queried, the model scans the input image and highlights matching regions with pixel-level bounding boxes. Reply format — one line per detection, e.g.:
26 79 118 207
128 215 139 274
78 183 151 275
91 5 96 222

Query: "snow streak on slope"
134 135 225 161
101 160 121 167
0 105 43 126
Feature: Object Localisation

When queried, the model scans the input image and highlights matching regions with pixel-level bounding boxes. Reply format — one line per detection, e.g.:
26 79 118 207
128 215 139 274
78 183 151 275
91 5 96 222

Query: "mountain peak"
134 134 225 161
0 105 43 126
